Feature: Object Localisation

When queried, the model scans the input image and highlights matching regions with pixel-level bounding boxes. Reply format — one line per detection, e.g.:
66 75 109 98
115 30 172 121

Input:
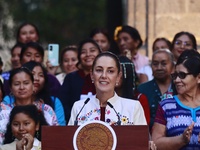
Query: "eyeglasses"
171 72 193 80
174 40 192 48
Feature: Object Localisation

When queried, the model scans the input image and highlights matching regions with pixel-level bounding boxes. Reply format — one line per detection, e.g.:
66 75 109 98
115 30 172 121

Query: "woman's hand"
181 122 195 144
149 141 157 150
16 134 34 150
122 49 132 60
46 60 59 75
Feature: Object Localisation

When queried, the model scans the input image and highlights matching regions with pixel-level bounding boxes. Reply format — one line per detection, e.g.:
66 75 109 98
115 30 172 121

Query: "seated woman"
0 105 48 150
152 50 200 149
3 61 66 125
0 67 58 144
68 52 146 125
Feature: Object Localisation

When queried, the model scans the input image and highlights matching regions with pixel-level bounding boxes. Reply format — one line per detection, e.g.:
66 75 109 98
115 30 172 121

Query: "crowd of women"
0 22 199 149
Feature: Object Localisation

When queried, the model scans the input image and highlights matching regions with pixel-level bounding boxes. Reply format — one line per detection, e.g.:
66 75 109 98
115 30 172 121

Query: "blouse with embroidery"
68 93 147 126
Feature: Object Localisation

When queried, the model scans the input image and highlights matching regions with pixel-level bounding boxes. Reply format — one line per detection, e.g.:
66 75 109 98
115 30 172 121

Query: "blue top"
3 95 66 126
155 96 200 149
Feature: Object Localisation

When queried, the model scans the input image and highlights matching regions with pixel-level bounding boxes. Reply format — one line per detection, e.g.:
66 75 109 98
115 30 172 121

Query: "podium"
42 125 149 150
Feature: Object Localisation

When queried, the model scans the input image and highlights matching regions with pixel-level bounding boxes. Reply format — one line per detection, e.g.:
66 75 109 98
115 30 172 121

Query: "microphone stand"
74 98 90 126
107 102 121 125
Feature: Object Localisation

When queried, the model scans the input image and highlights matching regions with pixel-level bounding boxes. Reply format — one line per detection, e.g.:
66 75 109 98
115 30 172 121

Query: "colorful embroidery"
78 108 135 125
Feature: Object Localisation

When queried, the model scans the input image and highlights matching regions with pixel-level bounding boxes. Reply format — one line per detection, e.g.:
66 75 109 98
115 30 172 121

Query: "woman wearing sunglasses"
152 50 200 149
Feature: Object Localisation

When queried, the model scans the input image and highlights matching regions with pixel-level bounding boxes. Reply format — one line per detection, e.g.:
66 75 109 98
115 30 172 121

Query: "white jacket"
68 93 147 126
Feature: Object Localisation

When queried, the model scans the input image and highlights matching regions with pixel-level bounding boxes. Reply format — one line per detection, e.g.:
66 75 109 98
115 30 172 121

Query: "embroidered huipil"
154 95 200 149
0 102 58 145
68 93 147 126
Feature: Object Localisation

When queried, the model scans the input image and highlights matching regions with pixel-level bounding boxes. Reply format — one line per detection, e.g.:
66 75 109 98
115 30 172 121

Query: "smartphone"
48 44 59 66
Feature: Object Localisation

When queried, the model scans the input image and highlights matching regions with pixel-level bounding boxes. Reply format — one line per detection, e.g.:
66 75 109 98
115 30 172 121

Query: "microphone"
107 102 121 125
74 98 90 125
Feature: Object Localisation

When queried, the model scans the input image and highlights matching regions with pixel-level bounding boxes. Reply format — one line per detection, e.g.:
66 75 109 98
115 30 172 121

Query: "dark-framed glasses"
171 72 193 80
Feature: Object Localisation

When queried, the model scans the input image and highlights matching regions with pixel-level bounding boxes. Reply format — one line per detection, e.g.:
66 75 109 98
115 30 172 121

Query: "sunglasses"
171 72 193 80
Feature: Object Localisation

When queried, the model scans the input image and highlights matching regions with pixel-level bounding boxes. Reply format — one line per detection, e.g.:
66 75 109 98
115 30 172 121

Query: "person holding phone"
45 44 60 75
3 42 61 97
0 105 48 150
20 42 61 97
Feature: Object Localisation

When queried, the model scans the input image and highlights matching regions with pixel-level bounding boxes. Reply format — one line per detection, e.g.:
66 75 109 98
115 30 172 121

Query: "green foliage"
4 0 106 48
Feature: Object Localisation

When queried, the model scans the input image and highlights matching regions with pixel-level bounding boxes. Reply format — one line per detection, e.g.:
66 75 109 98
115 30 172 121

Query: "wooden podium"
42 125 149 150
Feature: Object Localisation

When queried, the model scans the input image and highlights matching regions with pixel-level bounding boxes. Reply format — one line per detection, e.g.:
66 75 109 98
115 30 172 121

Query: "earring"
116 82 118 86
92 80 94 83
36 131 39 139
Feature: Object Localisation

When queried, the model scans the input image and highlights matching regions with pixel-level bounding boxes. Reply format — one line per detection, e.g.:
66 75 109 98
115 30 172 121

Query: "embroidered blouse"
68 93 147 126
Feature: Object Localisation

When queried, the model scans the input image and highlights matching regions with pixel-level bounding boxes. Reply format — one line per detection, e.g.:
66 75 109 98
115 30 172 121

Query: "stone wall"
127 0 200 59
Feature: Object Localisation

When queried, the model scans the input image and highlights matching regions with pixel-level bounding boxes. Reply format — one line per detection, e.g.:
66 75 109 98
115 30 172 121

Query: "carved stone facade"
126 0 200 58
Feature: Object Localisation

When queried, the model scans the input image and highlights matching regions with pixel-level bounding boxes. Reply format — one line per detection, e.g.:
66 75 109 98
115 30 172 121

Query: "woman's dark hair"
89 28 111 43
20 42 44 62
152 37 172 51
3 105 48 144
171 31 197 50
176 49 200 77
118 56 136 99
77 38 101 68
117 25 143 49
60 45 78 67
92 52 120 74
0 79 5 99
11 43 25 55
16 22 40 44
9 67 34 87
22 61 53 109
0 57 3 67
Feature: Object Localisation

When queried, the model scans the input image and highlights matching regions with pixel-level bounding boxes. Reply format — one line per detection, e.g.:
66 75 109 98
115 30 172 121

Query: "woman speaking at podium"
68 52 147 126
